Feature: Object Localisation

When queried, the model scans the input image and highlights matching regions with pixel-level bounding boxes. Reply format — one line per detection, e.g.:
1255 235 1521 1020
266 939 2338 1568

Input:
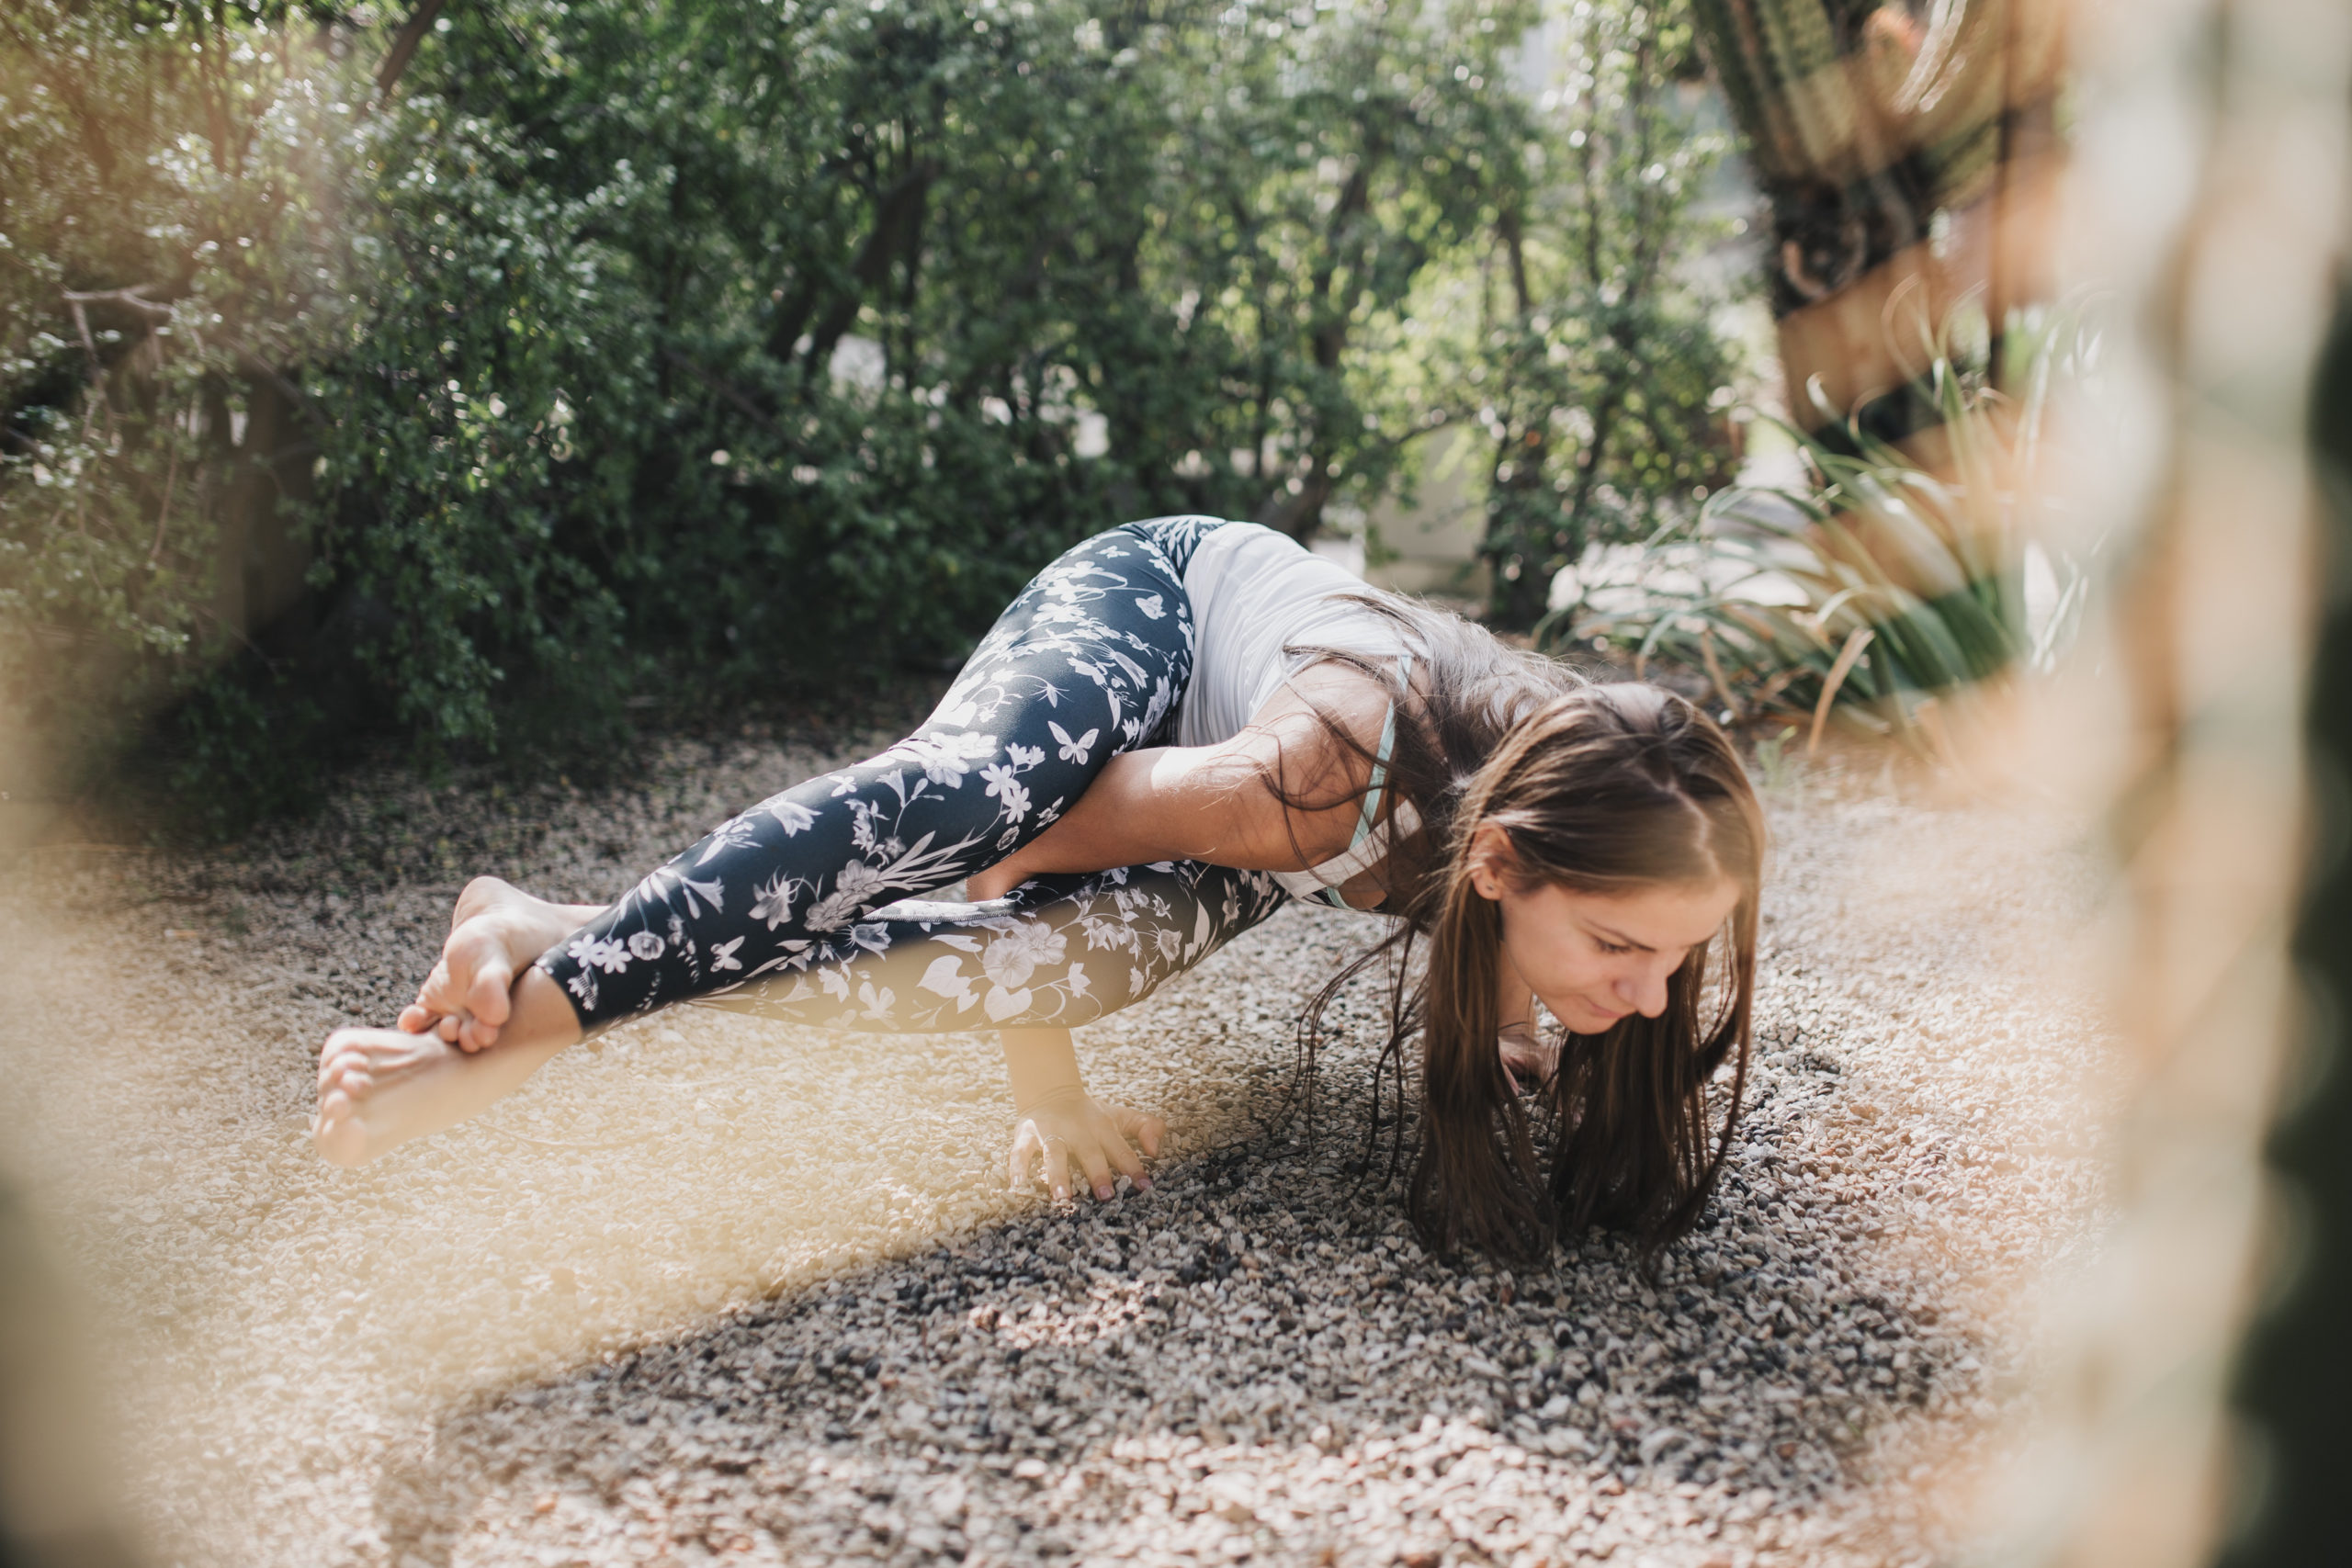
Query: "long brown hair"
1278 599 1764 1263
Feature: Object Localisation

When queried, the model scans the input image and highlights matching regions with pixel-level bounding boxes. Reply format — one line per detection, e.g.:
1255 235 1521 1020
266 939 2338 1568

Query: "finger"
1076 1140 1114 1202
459 1013 500 1054
1044 1139 1072 1204
1114 1105 1168 1159
1098 1114 1148 1190
1007 1122 1039 1191
397 1002 432 1033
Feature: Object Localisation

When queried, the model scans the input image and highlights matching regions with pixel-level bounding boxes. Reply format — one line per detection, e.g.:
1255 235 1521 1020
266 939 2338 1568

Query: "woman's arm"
998 1026 1162 1202
973 661 1392 896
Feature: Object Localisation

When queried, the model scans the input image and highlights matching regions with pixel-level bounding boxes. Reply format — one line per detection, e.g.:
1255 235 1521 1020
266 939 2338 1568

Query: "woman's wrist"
1001 1026 1086 1112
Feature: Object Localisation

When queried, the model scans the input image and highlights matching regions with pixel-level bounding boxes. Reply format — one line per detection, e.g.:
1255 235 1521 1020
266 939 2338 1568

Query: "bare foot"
315 1028 482 1167
400 876 605 1052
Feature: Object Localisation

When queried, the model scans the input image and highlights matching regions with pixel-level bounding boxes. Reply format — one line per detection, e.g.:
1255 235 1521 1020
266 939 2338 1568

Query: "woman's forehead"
1541 877 1740 948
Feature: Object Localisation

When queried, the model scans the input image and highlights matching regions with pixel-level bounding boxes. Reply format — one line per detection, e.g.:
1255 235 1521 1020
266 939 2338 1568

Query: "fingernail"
1135 1175 1153 1192
1095 1184 1113 1201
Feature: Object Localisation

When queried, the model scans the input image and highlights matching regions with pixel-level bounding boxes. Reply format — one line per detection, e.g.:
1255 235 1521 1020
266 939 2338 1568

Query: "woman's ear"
1465 822 1516 901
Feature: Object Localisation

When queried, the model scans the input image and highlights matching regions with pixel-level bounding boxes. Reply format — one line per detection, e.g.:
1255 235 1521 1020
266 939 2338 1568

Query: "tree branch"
375 0 453 106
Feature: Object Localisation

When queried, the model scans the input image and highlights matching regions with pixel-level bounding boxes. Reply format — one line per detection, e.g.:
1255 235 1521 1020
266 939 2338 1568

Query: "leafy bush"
2 0 1747 829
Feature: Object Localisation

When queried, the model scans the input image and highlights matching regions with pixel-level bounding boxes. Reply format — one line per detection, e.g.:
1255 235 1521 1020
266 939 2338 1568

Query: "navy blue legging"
537 518 1294 1035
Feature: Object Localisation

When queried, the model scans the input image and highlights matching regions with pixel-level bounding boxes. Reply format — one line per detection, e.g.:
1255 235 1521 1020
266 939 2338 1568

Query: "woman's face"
1468 825 1742 1033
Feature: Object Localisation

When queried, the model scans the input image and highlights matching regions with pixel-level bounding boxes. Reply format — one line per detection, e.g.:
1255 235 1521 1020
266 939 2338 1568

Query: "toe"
413 958 464 1021
319 1031 360 1084
312 1091 367 1168
464 956 515 1030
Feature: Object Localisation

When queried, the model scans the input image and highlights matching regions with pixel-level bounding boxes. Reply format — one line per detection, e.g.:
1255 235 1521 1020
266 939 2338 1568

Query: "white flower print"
1154 926 1183 960
1136 592 1165 619
804 858 891 932
918 955 979 1010
709 935 745 973
695 816 762 866
766 798 818 835
627 931 666 961
891 728 1001 788
1006 742 1045 770
1048 722 1099 765
982 921 1066 991
894 739 970 788
979 762 1031 822
802 894 862 933
569 933 630 974
1067 964 1091 998
835 860 890 900
677 875 725 917
750 874 795 931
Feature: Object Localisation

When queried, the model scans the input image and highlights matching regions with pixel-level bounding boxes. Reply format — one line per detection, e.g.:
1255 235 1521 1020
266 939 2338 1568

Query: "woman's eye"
1593 938 1633 956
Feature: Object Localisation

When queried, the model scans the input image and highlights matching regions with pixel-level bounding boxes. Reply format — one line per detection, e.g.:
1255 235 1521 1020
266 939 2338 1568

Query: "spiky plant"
1539 311 2093 752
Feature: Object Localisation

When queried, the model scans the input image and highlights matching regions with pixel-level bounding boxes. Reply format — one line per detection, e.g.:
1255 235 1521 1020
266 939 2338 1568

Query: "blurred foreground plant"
1539 309 2096 753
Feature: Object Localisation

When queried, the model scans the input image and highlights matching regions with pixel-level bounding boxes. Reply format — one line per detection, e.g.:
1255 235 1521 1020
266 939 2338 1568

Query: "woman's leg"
315 517 1238 1165
537 519 1230 1032
314 857 1287 1168
688 858 1291 1032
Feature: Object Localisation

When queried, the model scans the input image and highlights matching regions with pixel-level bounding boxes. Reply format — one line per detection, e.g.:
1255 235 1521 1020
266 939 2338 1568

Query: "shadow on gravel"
374 1108 1977 1568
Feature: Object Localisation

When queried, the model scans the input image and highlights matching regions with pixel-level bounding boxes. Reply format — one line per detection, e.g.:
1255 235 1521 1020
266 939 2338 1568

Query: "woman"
315 516 1761 1259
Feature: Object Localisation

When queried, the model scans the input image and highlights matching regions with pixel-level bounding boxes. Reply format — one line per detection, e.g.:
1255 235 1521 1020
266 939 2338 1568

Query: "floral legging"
537 517 1296 1036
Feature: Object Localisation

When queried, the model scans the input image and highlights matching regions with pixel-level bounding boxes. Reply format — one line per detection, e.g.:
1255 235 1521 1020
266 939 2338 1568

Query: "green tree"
1 0 1754 828
1472 0 1746 629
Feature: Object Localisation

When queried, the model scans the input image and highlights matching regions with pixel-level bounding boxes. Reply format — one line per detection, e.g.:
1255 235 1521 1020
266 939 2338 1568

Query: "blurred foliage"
1544 308 2092 751
1 0 1745 829
1460 0 1747 628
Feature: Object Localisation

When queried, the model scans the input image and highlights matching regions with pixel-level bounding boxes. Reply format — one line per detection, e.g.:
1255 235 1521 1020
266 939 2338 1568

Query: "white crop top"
1174 522 1419 908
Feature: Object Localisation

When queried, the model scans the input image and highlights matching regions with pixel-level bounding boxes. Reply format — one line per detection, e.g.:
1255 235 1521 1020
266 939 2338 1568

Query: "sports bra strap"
1271 649 1417 908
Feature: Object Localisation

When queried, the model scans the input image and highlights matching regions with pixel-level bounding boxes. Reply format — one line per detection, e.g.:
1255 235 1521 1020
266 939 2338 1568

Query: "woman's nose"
1616 962 1671 1018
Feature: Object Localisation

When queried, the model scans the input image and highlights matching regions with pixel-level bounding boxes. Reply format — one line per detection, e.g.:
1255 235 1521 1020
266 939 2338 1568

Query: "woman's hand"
1007 1086 1164 1202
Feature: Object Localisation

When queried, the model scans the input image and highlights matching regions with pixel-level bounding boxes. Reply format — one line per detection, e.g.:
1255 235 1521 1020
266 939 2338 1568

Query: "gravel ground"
0 704 2117 1568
